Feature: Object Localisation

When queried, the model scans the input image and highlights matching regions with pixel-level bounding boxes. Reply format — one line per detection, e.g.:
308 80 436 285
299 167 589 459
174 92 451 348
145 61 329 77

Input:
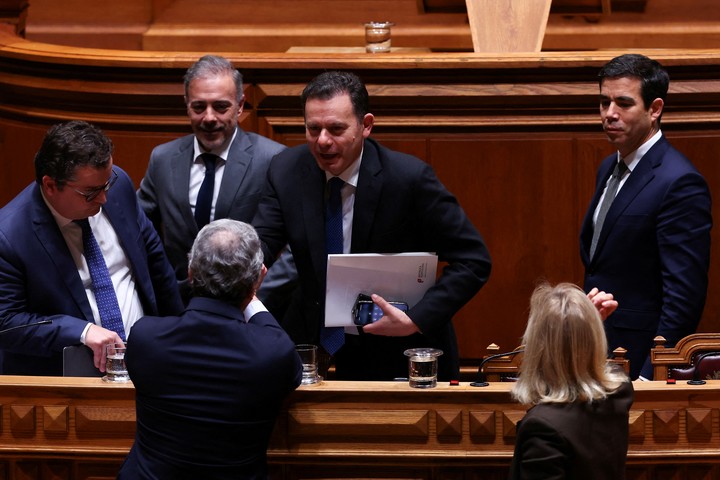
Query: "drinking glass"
364 22 395 53
102 343 129 383
404 348 443 388
296 344 321 385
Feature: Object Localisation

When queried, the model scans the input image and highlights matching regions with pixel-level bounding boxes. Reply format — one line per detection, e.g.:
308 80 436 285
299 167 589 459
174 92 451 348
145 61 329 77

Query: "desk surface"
1 373 716 393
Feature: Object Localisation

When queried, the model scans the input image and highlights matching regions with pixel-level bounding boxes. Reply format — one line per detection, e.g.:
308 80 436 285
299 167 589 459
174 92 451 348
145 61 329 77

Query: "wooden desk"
0 376 718 479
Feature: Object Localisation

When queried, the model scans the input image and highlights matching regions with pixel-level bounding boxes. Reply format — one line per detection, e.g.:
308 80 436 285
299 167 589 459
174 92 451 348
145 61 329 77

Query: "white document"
325 252 438 329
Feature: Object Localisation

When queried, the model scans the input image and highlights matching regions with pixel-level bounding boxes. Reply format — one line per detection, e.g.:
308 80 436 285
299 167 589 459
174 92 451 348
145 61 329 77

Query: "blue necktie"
320 177 346 355
195 153 217 230
76 219 126 341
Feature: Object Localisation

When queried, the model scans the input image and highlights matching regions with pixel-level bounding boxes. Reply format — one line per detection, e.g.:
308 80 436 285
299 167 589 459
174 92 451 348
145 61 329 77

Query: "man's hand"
362 294 420 337
587 287 618 321
85 324 125 372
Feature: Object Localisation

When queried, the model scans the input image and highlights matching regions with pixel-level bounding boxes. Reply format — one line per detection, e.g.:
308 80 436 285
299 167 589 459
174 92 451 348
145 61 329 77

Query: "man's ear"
256 264 268 288
362 113 374 138
238 94 246 116
250 265 267 300
41 175 58 197
649 97 664 122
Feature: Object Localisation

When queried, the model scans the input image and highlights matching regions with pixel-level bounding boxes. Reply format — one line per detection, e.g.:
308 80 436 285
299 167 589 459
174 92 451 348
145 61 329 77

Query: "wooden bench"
651 333 720 381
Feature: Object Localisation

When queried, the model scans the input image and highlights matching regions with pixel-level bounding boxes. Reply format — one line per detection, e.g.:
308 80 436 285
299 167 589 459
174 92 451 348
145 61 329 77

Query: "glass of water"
404 348 443 388
364 21 395 53
296 344 320 385
102 343 129 383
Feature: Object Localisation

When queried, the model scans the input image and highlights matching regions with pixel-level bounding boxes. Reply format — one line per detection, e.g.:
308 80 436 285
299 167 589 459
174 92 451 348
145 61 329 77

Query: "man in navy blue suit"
118 219 302 480
580 54 712 380
0 120 183 375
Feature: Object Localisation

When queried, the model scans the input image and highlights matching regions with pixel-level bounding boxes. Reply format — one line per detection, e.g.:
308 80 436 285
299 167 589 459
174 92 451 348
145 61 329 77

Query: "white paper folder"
325 253 438 328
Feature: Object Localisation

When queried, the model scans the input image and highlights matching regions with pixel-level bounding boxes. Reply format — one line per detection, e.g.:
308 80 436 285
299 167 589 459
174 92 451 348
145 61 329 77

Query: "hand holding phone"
352 293 409 326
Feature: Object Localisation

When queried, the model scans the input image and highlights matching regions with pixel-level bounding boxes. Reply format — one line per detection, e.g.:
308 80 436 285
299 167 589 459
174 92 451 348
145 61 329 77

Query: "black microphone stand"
470 349 525 387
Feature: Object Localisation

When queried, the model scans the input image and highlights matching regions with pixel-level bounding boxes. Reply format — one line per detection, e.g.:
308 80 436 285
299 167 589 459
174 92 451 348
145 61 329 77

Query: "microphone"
687 351 718 385
0 319 53 335
470 348 525 387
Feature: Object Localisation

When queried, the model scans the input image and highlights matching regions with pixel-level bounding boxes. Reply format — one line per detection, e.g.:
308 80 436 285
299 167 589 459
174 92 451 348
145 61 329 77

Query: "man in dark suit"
580 54 712 380
253 71 492 381
0 121 183 376
137 54 296 311
118 219 302 480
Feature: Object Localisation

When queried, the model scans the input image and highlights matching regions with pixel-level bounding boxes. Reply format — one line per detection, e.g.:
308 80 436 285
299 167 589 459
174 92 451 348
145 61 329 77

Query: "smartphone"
352 293 409 326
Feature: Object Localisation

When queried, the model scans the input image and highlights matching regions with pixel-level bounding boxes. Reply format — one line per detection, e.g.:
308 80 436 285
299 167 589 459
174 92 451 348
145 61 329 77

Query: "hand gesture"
587 287 618 320
362 294 420 337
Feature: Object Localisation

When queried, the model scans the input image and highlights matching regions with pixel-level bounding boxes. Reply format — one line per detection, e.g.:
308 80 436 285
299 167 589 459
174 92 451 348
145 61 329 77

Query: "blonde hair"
511 282 627 405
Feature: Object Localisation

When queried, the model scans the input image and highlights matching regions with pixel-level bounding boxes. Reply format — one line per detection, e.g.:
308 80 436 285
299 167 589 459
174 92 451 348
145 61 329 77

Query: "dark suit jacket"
117 297 302 480
137 130 286 273
580 135 712 379
253 138 492 380
509 380 634 480
0 167 183 376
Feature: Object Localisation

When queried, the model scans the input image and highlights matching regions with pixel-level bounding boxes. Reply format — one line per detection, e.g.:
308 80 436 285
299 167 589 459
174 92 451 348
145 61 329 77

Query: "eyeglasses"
69 170 118 203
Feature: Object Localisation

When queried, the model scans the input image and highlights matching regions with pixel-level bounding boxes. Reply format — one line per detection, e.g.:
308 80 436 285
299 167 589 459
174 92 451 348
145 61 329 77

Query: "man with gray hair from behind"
118 219 302 480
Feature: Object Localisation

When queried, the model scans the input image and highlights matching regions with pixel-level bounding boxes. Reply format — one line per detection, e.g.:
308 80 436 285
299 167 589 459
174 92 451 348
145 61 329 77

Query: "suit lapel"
102 178 154 313
215 131 251 219
171 138 197 233
592 137 668 261
580 158 615 260
299 152 331 281
351 140 383 252
30 186 93 321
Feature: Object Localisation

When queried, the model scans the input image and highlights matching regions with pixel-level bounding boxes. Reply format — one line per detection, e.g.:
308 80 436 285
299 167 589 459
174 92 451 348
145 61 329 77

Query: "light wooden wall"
21 0 720 52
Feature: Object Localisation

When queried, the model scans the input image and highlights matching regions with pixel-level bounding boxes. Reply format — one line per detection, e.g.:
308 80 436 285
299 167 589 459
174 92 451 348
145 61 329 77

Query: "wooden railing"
652 334 720 380
463 344 629 382
0 376 718 479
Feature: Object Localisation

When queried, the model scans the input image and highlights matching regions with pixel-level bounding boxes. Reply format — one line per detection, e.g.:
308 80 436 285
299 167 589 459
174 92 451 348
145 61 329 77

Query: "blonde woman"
509 282 633 480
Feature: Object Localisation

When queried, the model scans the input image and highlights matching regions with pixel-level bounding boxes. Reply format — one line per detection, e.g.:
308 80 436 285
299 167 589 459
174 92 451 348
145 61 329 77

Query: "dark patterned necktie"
590 160 628 259
195 153 217 230
76 219 126 341
320 177 346 355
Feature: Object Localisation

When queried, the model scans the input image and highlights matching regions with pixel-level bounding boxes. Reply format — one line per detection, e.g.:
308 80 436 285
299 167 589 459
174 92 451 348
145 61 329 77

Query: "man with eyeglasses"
0 120 183 376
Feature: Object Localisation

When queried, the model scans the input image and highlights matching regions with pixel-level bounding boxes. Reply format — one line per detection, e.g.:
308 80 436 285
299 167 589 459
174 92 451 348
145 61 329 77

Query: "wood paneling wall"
1 26 720 363
0 376 719 479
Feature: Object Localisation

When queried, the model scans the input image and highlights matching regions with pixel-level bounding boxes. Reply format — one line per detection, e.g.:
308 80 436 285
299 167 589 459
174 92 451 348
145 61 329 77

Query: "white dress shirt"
189 128 237 222
44 195 144 341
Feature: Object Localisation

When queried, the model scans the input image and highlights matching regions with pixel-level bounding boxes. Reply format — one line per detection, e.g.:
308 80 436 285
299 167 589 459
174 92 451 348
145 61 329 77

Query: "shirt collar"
325 145 363 187
620 129 662 172
193 127 237 163
40 187 102 229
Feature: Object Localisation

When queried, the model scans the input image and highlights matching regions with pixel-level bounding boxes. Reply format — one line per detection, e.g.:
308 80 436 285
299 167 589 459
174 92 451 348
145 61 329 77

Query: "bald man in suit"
118 219 301 479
